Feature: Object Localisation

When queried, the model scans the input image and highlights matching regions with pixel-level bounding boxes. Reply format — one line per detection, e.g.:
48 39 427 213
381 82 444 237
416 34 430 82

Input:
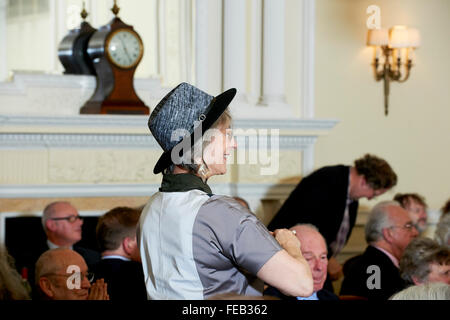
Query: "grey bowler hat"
149 82 236 174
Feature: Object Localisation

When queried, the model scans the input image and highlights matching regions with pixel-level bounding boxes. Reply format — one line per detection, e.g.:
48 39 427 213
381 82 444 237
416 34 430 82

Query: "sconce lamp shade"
389 25 409 48
367 28 389 46
407 28 421 48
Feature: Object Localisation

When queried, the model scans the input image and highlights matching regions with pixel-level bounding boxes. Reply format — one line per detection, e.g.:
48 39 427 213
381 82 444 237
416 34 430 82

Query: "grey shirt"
138 174 282 299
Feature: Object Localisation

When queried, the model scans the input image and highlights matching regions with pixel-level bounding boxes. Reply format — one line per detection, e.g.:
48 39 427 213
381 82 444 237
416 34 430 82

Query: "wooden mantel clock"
81 1 149 115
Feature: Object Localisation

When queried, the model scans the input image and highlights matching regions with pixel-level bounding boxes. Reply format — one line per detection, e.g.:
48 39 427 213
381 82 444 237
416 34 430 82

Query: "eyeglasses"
48 215 83 223
389 223 415 231
43 271 95 283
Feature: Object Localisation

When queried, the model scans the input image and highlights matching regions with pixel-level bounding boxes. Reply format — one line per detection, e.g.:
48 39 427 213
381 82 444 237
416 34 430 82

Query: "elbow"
282 270 314 297
295 278 314 297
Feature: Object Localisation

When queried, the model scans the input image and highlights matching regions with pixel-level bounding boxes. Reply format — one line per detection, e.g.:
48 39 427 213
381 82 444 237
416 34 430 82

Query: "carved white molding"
0 115 337 149
0 182 296 200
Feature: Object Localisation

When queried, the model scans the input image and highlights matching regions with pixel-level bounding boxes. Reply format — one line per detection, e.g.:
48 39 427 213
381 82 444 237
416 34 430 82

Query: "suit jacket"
268 165 359 256
264 285 339 301
339 245 407 300
91 258 147 300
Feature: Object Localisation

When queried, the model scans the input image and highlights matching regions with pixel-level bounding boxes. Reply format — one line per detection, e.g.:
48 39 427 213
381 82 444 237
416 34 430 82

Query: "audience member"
340 201 418 300
389 282 450 300
92 206 147 300
435 214 450 247
394 193 428 234
264 224 339 300
268 154 397 289
0 246 30 300
41 202 100 266
440 198 450 220
400 237 450 286
21 201 101 297
35 248 109 300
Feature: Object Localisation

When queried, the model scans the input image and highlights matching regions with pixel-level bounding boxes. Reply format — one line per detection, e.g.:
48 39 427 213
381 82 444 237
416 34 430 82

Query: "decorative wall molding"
0 182 296 200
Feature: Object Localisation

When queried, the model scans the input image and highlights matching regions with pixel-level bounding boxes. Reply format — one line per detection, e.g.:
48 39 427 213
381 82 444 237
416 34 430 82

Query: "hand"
88 278 110 300
327 257 343 281
272 229 302 258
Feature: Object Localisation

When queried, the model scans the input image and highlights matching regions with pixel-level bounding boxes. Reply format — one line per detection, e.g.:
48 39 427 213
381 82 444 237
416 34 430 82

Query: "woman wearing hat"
138 83 313 299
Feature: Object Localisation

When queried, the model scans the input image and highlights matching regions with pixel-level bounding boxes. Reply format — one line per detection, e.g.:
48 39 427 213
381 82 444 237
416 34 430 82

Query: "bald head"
35 248 91 300
35 248 86 285
290 224 328 292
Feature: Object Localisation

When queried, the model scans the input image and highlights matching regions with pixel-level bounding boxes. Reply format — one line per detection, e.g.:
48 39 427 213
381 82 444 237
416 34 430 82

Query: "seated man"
91 207 147 300
264 224 339 300
400 237 450 286
394 193 428 234
35 248 108 300
340 201 418 300
16 201 101 298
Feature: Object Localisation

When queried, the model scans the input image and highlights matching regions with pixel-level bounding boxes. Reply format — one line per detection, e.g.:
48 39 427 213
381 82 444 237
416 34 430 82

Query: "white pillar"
195 0 222 94
248 0 263 106
158 0 167 83
261 0 286 106
0 0 7 81
179 0 193 83
301 0 316 118
223 0 247 101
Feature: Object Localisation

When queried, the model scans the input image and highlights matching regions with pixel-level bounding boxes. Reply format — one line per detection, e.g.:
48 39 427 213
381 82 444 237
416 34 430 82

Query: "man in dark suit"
340 201 418 300
14 201 101 298
268 154 397 288
264 224 338 300
91 206 147 300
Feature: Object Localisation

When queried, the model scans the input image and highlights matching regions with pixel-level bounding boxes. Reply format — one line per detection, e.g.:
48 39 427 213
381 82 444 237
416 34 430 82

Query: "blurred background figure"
394 193 428 234
435 198 450 247
0 246 30 300
92 206 147 300
340 201 418 300
400 237 450 286
264 224 339 300
389 282 450 300
34 248 108 300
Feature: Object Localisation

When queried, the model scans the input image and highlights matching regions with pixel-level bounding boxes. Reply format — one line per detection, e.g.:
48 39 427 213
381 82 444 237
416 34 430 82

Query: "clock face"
106 29 143 68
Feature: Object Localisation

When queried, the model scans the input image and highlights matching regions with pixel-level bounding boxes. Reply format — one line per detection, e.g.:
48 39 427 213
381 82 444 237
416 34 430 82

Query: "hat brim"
153 88 237 174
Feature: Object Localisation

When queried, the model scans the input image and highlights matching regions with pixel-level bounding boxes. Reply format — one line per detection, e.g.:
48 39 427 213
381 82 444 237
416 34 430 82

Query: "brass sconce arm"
367 26 420 116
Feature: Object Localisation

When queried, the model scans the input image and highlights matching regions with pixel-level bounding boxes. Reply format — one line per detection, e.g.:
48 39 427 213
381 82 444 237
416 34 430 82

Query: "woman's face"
202 121 236 177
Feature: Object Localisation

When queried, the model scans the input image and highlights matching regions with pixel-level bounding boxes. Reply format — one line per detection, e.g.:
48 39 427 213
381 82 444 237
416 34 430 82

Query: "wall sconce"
367 26 421 115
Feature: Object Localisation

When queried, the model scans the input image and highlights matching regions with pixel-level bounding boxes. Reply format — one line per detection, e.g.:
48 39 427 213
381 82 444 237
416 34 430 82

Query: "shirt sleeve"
194 195 282 275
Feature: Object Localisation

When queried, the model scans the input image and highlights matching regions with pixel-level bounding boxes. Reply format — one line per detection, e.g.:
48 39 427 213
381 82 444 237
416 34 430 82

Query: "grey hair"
41 201 71 232
399 237 442 285
365 200 401 244
165 108 232 177
389 282 450 300
435 214 450 247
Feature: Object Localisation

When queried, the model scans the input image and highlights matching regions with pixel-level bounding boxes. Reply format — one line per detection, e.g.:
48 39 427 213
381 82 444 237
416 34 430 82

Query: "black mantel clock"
80 1 149 115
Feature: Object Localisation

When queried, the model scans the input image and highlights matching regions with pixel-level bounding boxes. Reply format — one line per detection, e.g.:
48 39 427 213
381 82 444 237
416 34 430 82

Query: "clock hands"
119 35 132 64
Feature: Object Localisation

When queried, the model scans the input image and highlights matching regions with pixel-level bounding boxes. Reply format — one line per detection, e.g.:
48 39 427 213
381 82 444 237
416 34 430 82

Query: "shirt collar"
372 245 399 268
160 173 212 194
296 292 319 300
47 240 73 250
101 255 131 261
